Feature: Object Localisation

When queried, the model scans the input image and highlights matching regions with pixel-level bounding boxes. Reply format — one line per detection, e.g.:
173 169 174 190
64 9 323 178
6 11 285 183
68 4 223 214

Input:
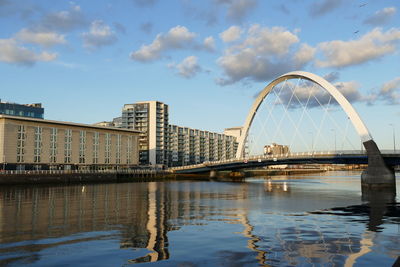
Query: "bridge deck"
170 151 400 174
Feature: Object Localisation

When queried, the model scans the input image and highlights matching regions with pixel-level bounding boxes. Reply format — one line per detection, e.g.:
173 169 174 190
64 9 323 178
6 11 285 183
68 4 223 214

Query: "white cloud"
378 77 400 104
171 56 202 78
131 25 214 62
37 4 87 32
242 25 299 55
0 38 57 66
276 80 364 109
323 71 340 83
14 28 66 47
364 7 397 26
219 26 242 42
334 81 365 103
294 43 316 65
82 20 117 49
203 36 216 51
316 28 400 68
216 25 305 85
131 25 196 62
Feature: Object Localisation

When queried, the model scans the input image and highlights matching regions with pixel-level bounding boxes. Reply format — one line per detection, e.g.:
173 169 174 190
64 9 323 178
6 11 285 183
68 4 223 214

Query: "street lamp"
331 129 336 152
389 124 396 153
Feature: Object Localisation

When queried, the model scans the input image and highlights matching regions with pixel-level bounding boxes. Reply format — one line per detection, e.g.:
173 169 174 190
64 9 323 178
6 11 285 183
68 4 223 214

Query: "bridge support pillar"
209 170 218 178
361 140 396 191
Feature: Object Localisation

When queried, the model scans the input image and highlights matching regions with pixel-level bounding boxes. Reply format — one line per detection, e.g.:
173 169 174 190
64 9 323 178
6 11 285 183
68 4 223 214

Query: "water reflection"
0 173 399 266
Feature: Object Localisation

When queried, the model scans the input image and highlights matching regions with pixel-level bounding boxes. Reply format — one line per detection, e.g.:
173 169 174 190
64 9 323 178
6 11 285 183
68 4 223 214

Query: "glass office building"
0 100 44 119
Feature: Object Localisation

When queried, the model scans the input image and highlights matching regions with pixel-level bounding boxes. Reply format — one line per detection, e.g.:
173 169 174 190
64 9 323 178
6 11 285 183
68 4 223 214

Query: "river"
0 171 399 266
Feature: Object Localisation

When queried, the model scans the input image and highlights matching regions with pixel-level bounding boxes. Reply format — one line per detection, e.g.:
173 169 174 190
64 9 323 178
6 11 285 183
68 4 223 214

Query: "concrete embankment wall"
0 171 219 185
0 172 177 185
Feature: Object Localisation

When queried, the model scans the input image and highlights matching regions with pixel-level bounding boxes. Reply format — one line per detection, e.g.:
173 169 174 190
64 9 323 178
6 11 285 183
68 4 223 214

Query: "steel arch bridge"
171 71 396 189
235 71 372 159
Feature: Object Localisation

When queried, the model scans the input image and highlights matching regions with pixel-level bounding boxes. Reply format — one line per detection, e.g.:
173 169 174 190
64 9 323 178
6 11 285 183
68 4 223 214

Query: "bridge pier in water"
362 140 396 192
209 170 218 178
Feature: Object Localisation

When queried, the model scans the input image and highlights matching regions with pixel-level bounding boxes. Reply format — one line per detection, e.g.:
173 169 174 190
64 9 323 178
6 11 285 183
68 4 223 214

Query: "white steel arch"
236 71 373 159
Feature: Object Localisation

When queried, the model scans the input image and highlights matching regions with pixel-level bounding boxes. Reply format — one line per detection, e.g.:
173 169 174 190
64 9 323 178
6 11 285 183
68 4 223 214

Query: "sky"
0 0 399 150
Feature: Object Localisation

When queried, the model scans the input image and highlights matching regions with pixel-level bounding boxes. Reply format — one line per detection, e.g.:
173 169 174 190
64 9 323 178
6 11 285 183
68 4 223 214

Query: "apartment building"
168 125 238 167
121 101 169 166
0 115 140 170
119 100 239 167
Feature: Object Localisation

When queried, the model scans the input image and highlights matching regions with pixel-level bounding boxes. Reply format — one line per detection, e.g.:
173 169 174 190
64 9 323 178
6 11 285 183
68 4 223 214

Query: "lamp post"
331 129 336 152
389 124 396 153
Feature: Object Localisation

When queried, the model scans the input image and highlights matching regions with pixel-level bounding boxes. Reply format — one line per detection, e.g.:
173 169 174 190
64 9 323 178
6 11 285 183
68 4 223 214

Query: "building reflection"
264 179 290 194
0 180 399 266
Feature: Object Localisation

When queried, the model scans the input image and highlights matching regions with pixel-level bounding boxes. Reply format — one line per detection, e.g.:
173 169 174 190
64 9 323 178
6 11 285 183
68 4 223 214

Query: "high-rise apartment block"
120 101 238 167
121 101 169 166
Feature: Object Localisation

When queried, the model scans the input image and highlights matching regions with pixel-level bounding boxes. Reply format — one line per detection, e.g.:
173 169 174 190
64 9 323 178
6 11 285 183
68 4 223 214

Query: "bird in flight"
359 3 367 7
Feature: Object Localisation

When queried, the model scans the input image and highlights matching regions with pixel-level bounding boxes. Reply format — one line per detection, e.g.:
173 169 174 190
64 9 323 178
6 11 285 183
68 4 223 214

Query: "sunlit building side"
264 143 290 156
0 115 140 171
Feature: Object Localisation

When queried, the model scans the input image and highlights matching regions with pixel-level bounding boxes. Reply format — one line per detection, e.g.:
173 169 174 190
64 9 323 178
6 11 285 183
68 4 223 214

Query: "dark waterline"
0 171 399 266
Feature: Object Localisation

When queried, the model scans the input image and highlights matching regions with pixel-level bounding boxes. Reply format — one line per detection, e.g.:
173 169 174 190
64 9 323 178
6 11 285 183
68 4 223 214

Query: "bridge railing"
170 150 369 171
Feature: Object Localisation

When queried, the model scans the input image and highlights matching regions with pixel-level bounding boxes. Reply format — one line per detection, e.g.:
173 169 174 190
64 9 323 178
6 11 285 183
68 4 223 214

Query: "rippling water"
0 171 399 266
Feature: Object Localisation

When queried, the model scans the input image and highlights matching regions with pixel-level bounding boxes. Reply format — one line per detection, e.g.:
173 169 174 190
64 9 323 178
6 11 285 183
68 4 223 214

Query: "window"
16 125 26 163
50 128 58 163
93 132 99 164
79 131 86 163
105 133 111 164
34 126 42 163
127 136 132 164
116 134 121 164
64 129 72 163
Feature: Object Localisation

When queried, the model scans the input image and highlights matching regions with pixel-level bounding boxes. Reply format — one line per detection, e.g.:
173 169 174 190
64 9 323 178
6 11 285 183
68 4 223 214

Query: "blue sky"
0 0 399 149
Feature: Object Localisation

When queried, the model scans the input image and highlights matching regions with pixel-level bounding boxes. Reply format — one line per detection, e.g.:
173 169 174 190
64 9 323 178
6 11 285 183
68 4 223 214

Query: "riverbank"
0 170 169 185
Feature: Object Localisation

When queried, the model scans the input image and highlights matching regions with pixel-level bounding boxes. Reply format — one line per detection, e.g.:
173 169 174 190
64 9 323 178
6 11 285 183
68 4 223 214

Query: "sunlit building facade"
264 143 290 156
0 115 140 171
